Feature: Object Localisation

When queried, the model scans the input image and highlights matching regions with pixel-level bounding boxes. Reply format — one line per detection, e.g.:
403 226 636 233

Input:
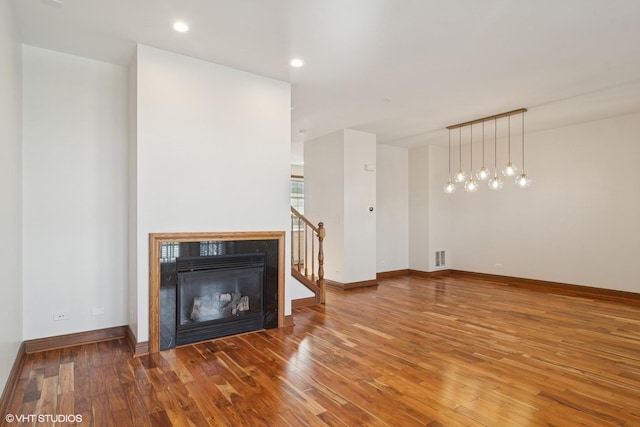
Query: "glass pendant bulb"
464 124 477 191
476 122 490 181
515 173 531 188
488 173 503 190
502 115 518 177
444 180 456 194
488 117 503 190
516 111 532 189
476 166 491 181
454 169 466 183
502 162 518 177
464 177 478 192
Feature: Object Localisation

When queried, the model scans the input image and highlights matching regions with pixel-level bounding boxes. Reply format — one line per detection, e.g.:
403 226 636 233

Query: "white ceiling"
12 0 640 164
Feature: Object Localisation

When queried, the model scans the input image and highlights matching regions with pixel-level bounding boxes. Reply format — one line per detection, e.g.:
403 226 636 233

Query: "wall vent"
435 250 446 267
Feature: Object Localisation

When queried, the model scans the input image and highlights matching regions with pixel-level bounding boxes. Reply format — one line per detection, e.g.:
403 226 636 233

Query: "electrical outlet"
495 263 502 269
53 312 69 321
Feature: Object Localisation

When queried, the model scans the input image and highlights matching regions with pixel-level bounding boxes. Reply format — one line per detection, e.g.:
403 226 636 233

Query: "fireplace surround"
149 231 285 353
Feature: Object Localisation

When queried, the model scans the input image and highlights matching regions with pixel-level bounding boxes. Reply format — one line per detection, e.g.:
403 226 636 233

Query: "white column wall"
0 0 23 391
376 144 409 272
343 130 377 283
22 46 129 339
304 131 345 282
127 50 138 333
408 145 430 271
305 130 377 284
133 45 297 341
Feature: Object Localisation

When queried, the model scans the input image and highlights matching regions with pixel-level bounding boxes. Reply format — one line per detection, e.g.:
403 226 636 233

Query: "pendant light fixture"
443 128 456 193
454 127 466 183
515 111 532 188
443 108 527 194
476 121 491 181
502 115 518 176
464 124 479 192
488 116 504 190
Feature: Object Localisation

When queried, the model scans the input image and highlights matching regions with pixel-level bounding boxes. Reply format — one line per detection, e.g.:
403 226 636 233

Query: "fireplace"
155 234 283 352
176 253 265 346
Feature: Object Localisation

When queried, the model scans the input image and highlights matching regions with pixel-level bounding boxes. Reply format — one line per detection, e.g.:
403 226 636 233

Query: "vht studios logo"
5 413 83 423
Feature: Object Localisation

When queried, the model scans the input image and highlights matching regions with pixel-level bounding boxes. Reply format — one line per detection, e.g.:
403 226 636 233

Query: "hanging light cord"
521 112 525 172
448 129 452 178
482 121 485 167
469 125 473 172
494 117 497 172
507 115 511 162
458 128 462 169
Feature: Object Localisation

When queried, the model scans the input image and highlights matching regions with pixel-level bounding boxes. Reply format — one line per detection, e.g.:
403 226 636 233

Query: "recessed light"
290 58 305 68
173 22 189 33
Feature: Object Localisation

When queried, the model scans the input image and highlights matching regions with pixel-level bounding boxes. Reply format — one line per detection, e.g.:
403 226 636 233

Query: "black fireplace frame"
175 253 266 346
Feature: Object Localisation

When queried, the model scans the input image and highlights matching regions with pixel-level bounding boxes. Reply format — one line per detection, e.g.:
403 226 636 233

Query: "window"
290 176 304 231
290 176 304 214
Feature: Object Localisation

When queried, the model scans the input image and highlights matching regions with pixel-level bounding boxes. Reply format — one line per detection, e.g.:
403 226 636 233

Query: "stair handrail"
290 207 326 304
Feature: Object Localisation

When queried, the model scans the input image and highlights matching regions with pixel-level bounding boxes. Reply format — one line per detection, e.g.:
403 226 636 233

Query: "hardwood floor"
4 275 640 426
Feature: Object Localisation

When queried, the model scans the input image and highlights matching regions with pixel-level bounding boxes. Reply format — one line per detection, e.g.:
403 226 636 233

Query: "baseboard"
450 270 640 306
408 269 451 278
24 326 128 354
284 315 294 327
134 341 149 356
0 342 26 419
292 296 319 309
376 269 410 279
326 279 378 290
126 325 149 356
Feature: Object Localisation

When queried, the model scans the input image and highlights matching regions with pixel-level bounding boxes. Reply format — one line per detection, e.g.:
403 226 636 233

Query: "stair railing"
290 207 326 304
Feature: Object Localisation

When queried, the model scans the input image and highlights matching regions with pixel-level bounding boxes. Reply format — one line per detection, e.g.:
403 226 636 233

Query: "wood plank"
5 274 640 426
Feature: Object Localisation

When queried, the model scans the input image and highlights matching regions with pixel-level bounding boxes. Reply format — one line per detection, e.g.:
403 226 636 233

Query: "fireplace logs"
190 292 250 322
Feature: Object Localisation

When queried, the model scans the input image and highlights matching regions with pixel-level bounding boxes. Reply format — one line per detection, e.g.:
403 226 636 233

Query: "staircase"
290 207 326 304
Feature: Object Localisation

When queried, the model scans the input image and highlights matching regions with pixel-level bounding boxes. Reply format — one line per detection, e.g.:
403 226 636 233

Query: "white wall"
22 46 129 339
408 145 430 271
427 145 453 271
305 131 345 282
436 113 640 293
291 164 304 177
133 45 298 341
0 0 23 393
128 49 138 334
376 145 409 272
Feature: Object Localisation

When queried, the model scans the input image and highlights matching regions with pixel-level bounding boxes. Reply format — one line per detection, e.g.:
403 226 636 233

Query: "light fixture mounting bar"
446 108 527 130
